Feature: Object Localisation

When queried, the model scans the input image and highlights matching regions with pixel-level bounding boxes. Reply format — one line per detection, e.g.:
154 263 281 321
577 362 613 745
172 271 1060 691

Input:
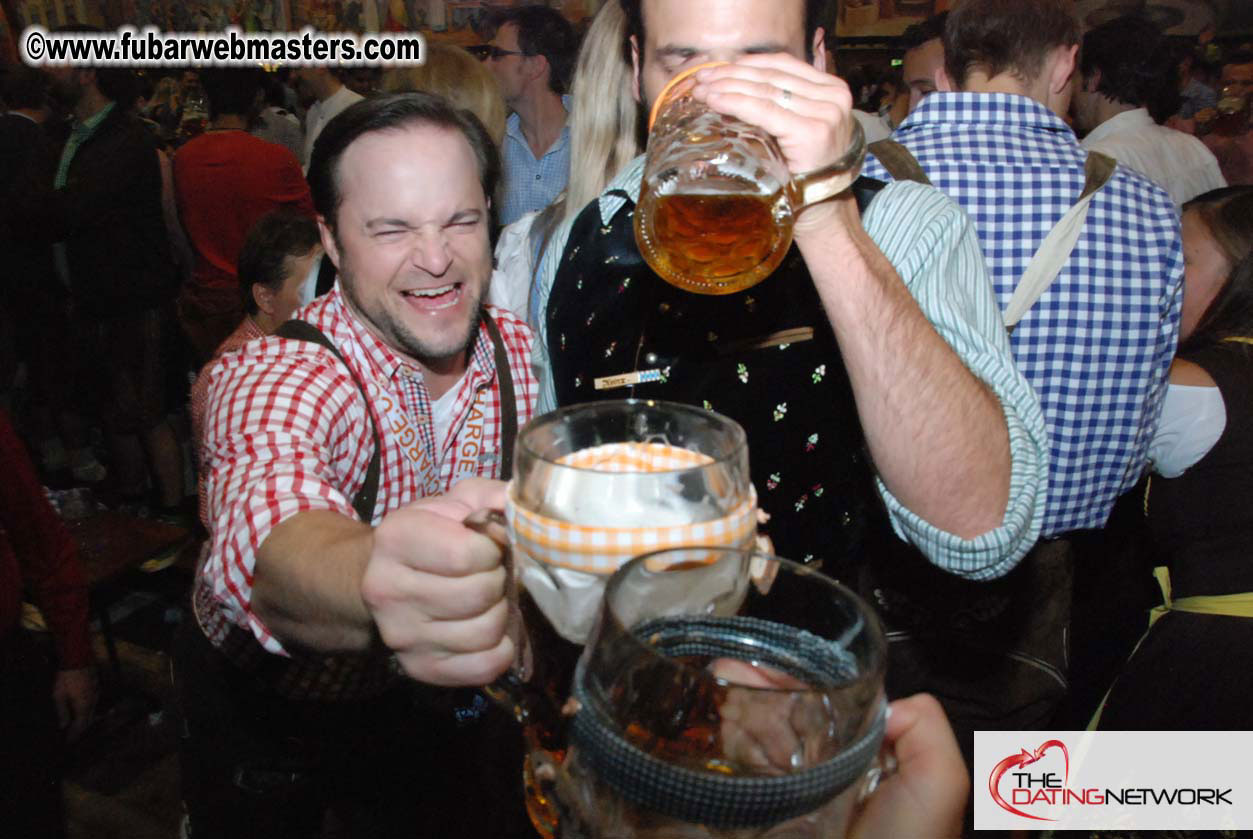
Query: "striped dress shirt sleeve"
862 181 1048 579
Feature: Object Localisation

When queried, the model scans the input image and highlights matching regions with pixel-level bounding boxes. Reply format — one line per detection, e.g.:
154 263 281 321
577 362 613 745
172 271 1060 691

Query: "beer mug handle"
790 117 867 209
463 508 536 724
856 736 900 806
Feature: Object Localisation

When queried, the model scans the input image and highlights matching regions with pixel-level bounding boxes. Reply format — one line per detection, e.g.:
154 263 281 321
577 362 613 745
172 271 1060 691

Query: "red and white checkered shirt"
194 288 536 658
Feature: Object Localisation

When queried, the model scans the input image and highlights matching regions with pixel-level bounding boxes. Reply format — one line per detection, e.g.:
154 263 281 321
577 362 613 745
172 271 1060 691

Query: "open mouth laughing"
401 282 463 311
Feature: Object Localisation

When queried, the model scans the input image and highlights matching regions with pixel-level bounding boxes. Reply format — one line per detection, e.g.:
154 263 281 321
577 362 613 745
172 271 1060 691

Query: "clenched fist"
362 478 516 687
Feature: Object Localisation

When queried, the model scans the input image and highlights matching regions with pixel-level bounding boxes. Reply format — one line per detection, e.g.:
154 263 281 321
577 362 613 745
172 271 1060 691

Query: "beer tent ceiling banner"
836 0 1238 38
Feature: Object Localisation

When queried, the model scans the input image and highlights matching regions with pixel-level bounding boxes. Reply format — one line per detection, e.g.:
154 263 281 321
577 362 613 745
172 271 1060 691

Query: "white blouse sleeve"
488 212 539 321
1148 383 1227 478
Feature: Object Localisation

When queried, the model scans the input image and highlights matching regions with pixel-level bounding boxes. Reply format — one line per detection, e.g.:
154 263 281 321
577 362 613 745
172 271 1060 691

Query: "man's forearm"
797 197 1011 539
253 510 376 653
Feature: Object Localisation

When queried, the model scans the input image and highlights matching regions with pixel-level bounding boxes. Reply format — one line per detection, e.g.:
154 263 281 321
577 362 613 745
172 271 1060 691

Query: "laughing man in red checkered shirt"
174 93 538 837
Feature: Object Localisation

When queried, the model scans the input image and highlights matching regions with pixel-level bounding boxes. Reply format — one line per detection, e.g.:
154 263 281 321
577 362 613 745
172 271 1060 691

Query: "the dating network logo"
987 736 1233 822
977 731 1243 831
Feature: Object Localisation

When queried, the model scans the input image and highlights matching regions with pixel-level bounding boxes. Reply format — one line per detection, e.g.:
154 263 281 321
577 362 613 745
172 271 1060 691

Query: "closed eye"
656 46 700 73
447 211 483 229
366 218 413 238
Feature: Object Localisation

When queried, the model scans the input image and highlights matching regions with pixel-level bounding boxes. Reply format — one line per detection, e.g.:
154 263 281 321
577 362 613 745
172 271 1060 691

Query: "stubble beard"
338 262 485 369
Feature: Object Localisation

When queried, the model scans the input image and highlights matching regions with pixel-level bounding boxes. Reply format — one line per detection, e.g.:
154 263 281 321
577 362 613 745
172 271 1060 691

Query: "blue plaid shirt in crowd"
499 95 571 226
864 93 1184 537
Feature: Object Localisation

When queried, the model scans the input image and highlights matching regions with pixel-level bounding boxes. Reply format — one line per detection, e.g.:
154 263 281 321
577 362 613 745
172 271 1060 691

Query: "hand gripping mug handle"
791 116 867 209
462 508 536 724
648 62 868 210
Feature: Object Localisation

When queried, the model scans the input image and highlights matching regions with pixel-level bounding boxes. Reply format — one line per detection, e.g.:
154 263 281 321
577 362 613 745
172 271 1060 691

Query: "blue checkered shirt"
499 96 572 226
865 93 1183 536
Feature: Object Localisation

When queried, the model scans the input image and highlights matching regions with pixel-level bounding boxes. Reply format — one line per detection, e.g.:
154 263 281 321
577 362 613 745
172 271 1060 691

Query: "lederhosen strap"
479 314 517 480
867 139 932 185
275 319 382 522
1078 151 1117 199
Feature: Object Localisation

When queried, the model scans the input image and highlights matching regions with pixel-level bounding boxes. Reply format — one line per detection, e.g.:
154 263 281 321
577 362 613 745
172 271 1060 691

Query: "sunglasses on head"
467 45 528 61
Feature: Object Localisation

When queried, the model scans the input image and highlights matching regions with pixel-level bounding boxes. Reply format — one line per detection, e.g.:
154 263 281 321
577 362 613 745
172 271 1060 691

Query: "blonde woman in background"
488 0 641 322
380 42 507 145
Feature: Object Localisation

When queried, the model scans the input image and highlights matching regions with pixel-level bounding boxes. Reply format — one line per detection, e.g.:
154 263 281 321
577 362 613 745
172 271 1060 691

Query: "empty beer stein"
634 63 867 296
554 547 888 838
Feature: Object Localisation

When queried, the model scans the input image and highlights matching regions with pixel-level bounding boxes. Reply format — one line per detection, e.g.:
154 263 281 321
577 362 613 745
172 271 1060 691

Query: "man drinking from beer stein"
533 0 1049 765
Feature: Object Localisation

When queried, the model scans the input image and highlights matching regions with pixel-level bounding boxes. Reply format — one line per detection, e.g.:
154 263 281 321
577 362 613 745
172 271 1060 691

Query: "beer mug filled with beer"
634 63 867 295
496 400 758 838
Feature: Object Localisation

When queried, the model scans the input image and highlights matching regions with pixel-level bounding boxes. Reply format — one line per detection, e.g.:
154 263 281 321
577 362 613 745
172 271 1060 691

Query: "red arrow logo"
988 740 1069 821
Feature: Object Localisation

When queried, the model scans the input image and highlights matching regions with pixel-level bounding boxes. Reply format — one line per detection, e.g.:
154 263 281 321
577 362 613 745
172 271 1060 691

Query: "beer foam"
537 442 724 527
512 441 744 643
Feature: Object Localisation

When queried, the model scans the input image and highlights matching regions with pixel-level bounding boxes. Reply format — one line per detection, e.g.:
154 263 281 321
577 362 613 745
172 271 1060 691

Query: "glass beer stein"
554 548 889 838
634 63 868 296
495 400 759 839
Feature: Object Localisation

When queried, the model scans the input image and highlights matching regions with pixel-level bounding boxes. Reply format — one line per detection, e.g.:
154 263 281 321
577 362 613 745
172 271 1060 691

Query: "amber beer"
635 179 793 295
516 589 584 839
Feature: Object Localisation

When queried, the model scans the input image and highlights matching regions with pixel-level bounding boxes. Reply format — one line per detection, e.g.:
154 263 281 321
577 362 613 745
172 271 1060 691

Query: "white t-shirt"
429 378 464 455
303 85 365 169
853 109 892 144
1081 108 1227 210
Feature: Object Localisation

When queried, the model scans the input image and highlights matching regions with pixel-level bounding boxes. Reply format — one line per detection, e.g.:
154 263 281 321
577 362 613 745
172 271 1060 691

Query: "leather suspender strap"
1079 150 1117 200
867 139 932 186
481 314 518 480
275 319 381 523
1002 151 1116 330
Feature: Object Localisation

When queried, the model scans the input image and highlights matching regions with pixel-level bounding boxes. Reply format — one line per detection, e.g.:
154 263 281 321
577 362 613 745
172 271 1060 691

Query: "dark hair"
308 92 501 233
619 0 830 66
901 11 948 52
134 72 154 103
1 65 51 111
1179 187 1253 353
238 211 321 315
491 5 579 94
1226 50 1253 69
1080 16 1180 121
199 68 263 119
944 0 1080 89
93 68 140 108
261 74 288 109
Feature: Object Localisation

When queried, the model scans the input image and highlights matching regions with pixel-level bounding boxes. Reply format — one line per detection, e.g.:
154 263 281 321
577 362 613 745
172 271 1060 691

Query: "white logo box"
975 731 1249 831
